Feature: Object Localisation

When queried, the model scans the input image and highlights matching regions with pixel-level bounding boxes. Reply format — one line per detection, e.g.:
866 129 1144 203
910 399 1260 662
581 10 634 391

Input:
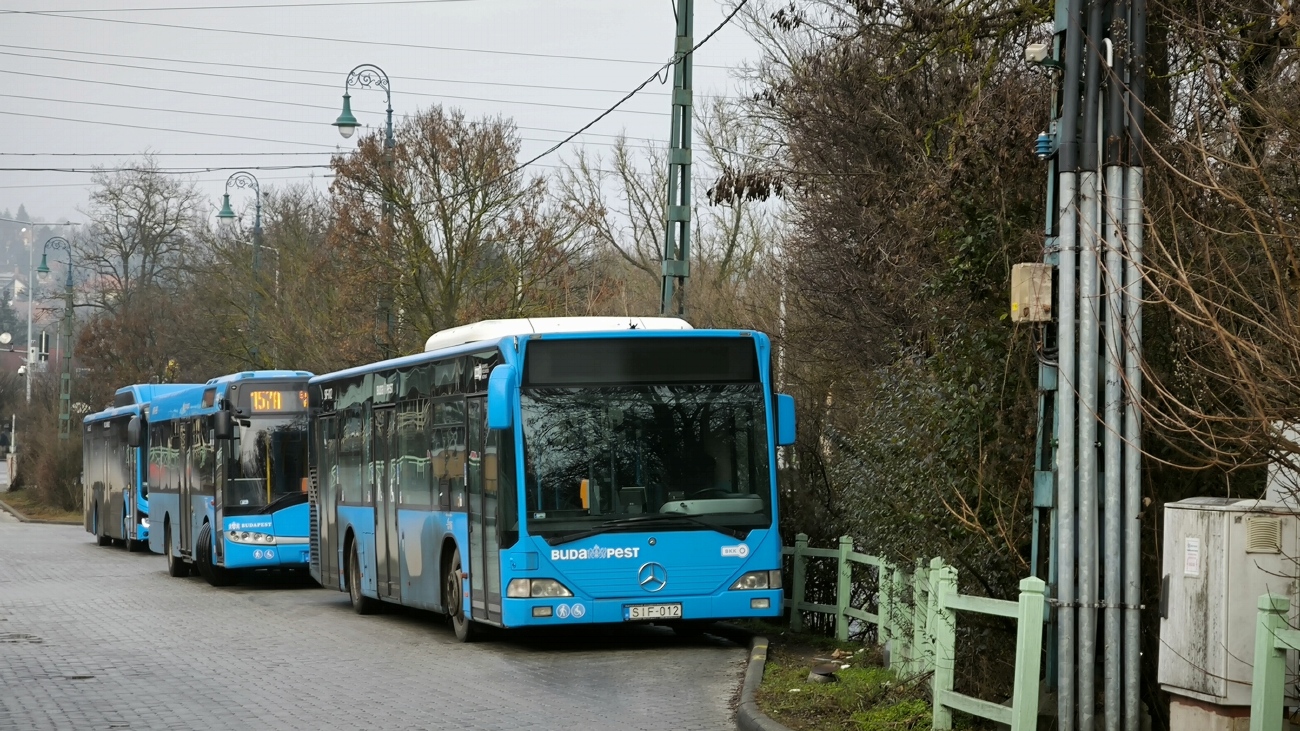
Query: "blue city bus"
83 383 197 550
144 370 315 586
308 317 796 641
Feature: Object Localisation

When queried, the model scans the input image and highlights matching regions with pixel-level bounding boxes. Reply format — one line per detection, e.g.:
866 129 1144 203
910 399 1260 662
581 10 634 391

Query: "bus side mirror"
214 410 233 440
487 364 517 430
776 394 796 446
126 416 142 448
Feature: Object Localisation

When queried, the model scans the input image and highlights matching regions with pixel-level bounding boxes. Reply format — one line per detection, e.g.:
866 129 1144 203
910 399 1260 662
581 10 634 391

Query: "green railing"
782 534 1047 731
1250 594 1300 731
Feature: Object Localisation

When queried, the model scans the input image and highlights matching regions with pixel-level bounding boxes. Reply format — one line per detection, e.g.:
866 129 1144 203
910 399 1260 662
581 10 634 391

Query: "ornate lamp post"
334 64 396 357
36 236 74 439
217 171 263 363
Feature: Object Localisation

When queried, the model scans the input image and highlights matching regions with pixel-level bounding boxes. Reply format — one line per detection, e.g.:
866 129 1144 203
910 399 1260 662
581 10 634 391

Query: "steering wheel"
687 488 733 499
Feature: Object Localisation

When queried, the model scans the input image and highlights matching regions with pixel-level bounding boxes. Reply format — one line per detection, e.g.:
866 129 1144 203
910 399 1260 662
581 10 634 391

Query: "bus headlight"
140 518 150 529
729 570 783 591
507 578 574 598
227 530 277 545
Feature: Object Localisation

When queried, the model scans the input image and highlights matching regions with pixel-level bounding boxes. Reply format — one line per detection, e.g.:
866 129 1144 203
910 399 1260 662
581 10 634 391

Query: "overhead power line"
0 52 670 115
0 43 724 99
7 0 473 12
0 109 339 148
414 0 751 207
0 68 643 142
9 10 732 70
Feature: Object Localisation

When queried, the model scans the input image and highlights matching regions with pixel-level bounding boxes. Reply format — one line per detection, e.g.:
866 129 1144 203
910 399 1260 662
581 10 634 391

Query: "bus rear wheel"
347 539 378 615
445 547 476 642
165 524 188 578
93 506 111 546
196 523 236 587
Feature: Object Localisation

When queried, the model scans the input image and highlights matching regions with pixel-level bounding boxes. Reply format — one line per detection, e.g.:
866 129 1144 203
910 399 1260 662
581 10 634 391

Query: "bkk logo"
720 544 750 558
551 545 641 561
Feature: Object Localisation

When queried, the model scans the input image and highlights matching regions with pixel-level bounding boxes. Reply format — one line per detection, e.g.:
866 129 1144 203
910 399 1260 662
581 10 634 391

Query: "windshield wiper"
542 513 746 546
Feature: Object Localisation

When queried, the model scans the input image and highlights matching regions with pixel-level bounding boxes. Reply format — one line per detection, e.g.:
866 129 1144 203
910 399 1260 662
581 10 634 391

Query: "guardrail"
782 534 1046 731
1250 594 1300 731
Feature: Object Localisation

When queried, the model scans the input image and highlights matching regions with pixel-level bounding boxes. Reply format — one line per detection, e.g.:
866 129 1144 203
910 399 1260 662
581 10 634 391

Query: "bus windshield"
520 384 772 537
226 415 309 510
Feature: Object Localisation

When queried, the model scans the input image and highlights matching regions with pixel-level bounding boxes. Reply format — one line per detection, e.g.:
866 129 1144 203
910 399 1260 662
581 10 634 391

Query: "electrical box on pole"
660 0 694 317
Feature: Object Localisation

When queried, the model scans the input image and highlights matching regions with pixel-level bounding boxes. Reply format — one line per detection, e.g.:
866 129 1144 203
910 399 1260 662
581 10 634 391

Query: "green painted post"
911 559 929 677
1250 594 1291 731
791 533 808 632
878 560 893 649
928 558 958 731
1011 576 1047 731
836 536 853 641
890 565 907 670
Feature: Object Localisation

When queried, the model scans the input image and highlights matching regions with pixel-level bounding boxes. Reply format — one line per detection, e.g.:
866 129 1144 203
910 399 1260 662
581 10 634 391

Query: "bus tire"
93 506 111 546
347 539 378 615
165 524 188 578
445 547 476 642
196 523 237 587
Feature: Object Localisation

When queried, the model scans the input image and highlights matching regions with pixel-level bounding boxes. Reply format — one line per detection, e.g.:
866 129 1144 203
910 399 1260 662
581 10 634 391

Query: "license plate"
625 603 683 621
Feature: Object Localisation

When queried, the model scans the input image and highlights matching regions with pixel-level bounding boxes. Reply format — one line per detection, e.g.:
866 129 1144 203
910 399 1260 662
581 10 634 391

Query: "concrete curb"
0 496 81 525
736 635 795 731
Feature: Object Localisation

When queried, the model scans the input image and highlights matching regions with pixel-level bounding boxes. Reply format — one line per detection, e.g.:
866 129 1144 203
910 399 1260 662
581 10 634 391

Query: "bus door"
372 407 400 600
466 398 502 623
178 422 194 554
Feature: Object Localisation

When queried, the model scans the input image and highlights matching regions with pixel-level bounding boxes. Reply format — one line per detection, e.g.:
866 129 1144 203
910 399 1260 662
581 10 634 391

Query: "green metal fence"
1250 594 1300 731
782 534 1047 731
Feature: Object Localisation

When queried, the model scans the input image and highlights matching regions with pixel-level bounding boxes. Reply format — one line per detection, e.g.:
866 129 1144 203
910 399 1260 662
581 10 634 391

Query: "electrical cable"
0 56 667 116
0 68 641 141
412 0 750 207
8 10 733 70
0 44 702 98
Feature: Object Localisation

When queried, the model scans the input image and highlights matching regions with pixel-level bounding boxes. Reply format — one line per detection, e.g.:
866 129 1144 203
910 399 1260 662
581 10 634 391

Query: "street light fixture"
37 236 75 439
334 64 396 356
218 171 263 364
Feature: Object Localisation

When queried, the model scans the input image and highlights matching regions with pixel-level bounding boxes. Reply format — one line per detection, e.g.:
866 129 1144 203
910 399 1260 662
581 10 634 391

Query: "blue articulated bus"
144 370 315 586
308 317 796 641
83 383 197 550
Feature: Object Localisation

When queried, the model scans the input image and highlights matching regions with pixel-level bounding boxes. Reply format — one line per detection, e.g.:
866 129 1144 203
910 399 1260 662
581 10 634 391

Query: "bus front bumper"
221 539 310 570
501 589 783 627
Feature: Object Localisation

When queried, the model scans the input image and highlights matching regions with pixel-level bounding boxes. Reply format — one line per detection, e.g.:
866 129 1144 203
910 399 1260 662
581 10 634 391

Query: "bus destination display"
247 389 309 413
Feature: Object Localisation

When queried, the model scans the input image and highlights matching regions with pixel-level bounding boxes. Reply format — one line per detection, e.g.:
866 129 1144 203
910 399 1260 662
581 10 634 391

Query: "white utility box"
1159 498 1299 707
1010 263 1053 323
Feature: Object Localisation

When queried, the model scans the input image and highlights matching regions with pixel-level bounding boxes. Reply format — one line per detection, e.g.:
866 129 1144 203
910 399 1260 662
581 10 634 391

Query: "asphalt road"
0 517 745 731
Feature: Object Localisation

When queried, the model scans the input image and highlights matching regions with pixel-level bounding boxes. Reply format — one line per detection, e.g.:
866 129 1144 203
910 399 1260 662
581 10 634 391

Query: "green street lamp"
217 171 263 363
334 63 394 153
334 63 396 357
37 236 74 439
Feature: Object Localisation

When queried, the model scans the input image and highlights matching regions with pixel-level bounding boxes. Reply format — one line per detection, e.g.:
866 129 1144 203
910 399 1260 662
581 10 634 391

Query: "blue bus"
308 317 795 640
83 383 197 550
144 370 315 585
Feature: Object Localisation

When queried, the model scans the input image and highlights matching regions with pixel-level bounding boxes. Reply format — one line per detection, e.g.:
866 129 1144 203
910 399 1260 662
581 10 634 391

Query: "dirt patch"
1 488 82 523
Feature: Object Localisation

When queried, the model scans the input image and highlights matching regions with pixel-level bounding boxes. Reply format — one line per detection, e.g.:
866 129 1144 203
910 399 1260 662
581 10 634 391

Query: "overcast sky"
0 0 760 224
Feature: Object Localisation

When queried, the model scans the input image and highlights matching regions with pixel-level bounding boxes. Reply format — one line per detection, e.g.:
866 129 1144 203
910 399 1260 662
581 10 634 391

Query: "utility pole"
1023 0 1147 727
660 0 694 317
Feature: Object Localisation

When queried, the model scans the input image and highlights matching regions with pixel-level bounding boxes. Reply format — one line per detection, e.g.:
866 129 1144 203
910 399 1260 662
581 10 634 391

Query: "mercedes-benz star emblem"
638 562 667 593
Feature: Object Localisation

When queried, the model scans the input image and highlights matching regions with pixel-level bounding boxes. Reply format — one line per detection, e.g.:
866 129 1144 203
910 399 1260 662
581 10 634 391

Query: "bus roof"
203 369 311 386
85 383 200 424
423 317 691 353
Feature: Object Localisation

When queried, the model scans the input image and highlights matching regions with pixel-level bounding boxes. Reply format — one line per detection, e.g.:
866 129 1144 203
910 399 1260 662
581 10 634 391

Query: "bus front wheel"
195 524 236 587
445 547 476 642
347 539 378 615
165 524 188 578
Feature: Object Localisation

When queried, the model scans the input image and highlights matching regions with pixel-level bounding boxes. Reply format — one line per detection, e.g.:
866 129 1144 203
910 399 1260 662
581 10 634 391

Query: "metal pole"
59 262 73 440
1055 0 1086 720
1123 0 1147 724
660 0 694 317
24 229 33 404
252 192 262 365
1078 0 1107 725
